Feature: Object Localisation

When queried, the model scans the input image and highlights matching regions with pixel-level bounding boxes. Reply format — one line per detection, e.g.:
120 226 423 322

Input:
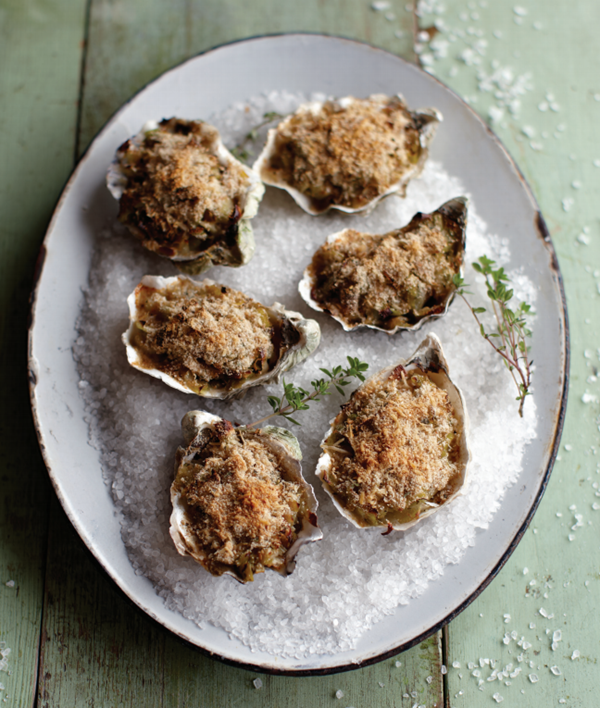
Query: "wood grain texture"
39 503 443 707
78 0 416 152
414 1 600 705
0 1 87 705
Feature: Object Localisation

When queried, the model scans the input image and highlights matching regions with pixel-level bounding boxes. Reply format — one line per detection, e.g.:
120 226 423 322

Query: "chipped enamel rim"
169 410 323 583
252 94 441 215
298 196 468 333
316 334 470 531
107 120 265 273
123 274 321 400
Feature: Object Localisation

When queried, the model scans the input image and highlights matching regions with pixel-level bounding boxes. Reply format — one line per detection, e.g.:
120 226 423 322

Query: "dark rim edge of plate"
27 32 570 677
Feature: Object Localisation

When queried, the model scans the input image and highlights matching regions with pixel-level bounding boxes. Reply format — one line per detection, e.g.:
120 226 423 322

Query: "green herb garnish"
247 357 369 428
453 255 533 417
230 111 286 163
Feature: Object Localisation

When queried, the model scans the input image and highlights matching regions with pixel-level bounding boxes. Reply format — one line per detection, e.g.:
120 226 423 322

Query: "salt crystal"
503 613 511 623
4 581 14 588
571 650 580 659
452 661 461 669
513 5 528 14
522 641 532 650
371 1 391 10
379 681 385 687
336 690 344 699
395 660 402 667
572 180 582 189
441 665 447 674
559 700 566 704
538 101 548 112
253 678 263 689
562 197 574 212
550 666 561 676
565 444 573 451
492 693 504 703
528 673 539 683
594 159 600 167
529 622 535 629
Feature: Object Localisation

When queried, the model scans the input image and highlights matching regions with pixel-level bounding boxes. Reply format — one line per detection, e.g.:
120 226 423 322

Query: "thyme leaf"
230 111 286 164
247 356 369 428
453 255 533 417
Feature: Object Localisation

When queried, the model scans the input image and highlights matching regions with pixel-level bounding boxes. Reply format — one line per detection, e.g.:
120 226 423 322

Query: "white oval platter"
28 34 568 674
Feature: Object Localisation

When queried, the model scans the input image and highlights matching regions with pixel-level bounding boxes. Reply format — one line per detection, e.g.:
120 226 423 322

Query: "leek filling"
309 211 463 330
130 280 287 393
323 366 461 527
176 426 307 581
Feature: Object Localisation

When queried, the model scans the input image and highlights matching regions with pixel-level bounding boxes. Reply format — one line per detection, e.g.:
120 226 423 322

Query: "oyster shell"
253 94 441 215
107 118 265 275
298 197 467 333
169 410 323 583
122 275 321 400
316 334 470 531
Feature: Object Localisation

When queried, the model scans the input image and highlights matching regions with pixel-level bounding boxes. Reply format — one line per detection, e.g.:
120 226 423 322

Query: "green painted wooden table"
1 0 599 705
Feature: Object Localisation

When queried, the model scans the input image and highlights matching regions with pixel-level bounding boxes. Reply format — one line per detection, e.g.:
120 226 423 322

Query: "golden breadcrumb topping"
322 366 460 526
130 279 275 394
262 97 424 211
117 118 249 258
308 210 462 330
175 423 304 580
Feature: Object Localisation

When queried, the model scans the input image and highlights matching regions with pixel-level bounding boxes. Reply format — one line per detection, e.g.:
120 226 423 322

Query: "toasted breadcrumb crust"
309 210 463 330
262 97 424 211
323 366 460 526
116 118 249 259
130 279 277 394
175 424 304 580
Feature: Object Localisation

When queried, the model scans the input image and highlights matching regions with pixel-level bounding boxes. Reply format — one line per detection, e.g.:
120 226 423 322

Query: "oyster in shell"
107 118 264 275
123 275 320 399
299 197 467 333
253 94 441 215
316 334 470 531
170 411 323 583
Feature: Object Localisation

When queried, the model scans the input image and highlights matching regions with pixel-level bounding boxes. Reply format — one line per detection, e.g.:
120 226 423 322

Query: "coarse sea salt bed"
72 91 537 659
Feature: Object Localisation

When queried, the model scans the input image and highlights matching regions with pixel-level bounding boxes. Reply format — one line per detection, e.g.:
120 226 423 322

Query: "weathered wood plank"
415 1 600 705
79 0 416 152
39 503 443 707
0 1 87 705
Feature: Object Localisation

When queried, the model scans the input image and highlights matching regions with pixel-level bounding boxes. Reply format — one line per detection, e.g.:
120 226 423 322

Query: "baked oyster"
253 94 441 215
123 275 321 399
299 197 467 333
107 118 264 274
170 411 323 583
316 334 470 531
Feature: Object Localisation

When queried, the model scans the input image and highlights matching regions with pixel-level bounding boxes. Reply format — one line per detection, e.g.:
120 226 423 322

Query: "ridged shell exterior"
253 94 441 215
298 197 468 334
169 410 323 583
316 334 470 531
122 274 321 400
107 120 265 275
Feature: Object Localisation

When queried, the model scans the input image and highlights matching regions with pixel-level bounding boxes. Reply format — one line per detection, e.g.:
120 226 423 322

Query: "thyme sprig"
230 111 286 163
453 255 533 417
247 356 369 428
